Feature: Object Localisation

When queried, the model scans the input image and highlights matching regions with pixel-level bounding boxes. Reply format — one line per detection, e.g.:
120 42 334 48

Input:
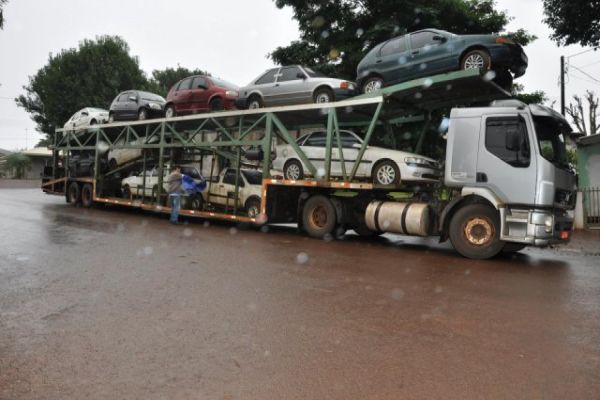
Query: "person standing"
167 165 183 224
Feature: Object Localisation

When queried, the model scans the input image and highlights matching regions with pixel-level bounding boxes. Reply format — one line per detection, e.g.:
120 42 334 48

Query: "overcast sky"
0 0 598 151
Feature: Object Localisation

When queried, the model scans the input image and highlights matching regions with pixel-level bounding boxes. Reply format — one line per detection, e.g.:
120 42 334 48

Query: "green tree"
0 0 7 29
542 0 600 47
271 0 535 80
15 35 148 145
147 66 207 98
511 83 547 105
3 153 31 179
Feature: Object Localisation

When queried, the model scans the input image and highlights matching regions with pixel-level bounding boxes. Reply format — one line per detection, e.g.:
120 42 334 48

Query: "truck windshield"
533 116 570 170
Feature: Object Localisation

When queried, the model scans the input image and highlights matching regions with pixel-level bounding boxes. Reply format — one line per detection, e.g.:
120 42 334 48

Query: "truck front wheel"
81 184 94 208
67 182 80 205
302 195 337 239
449 204 504 259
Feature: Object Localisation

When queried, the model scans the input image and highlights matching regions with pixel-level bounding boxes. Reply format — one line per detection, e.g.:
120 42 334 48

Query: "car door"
272 66 309 105
407 31 454 78
301 132 327 174
335 131 363 176
254 68 280 107
68 112 80 131
77 109 90 130
190 76 210 113
124 92 139 119
173 77 193 114
375 35 412 84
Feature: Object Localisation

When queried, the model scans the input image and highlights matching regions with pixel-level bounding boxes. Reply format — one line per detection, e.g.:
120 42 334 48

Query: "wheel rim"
165 107 174 118
364 79 382 93
464 54 485 69
286 163 301 180
139 110 147 120
315 93 331 103
192 198 201 210
376 164 396 185
248 204 259 218
310 205 328 229
249 100 260 109
464 217 494 246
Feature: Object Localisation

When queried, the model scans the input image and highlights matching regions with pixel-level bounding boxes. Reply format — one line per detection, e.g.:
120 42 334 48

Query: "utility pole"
25 128 28 149
560 55 566 116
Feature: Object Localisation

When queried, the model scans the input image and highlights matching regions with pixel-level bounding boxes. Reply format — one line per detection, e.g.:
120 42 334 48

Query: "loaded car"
107 135 160 169
236 65 356 109
272 130 441 186
356 29 527 92
165 75 240 117
109 90 166 122
63 108 109 133
68 150 108 177
203 168 263 218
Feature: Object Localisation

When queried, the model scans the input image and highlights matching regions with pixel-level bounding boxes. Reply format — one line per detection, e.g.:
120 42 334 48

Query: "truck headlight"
544 215 553 233
225 90 239 98
148 102 162 110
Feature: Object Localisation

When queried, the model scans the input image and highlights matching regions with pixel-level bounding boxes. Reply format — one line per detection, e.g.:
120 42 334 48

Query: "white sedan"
63 108 109 133
272 130 441 185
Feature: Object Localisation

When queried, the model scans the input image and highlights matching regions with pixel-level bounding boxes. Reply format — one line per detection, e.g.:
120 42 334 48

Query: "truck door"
476 114 536 204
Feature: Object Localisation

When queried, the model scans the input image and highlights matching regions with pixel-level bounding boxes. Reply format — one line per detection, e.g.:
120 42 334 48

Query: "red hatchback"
165 75 240 117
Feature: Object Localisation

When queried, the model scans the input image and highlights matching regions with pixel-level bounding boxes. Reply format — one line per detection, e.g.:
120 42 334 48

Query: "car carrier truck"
42 69 576 259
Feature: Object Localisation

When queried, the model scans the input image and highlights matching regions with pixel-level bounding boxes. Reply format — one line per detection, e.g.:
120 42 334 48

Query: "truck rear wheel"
449 204 504 259
81 184 94 208
302 195 337 239
67 182 80 205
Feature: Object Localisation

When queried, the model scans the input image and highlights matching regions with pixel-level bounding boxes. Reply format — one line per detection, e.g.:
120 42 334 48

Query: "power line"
569 73 600 86
569 65 600 84
578 59 600 69
567 47 599 59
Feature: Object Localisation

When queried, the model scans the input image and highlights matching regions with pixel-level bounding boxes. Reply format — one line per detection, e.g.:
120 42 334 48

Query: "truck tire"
302 195 337 239
449 204 504 259
81 184 94 208
67 182 81 205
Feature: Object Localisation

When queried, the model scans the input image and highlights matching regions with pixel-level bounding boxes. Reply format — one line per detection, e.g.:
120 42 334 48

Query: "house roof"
21 147 52 157
577 134 600 146
0 148 13 157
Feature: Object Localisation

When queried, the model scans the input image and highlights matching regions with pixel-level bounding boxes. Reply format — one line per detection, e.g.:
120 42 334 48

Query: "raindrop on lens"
356 28 364 37
203 221 210 228
229 227 238 235
414 92 423 99
422 78 433 88
434 285 443 294
446 84 453 91
399 56 408 65
391 288 405 300
419 63 427 70
295 252 309 265
183 228 193 237
143 246 153 256
311 15 326 28
483 70 497 81
317 167 326 178
321 30 330 39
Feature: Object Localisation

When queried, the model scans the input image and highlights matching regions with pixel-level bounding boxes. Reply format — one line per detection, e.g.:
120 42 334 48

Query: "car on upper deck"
165 75 240 117
109 90 166 122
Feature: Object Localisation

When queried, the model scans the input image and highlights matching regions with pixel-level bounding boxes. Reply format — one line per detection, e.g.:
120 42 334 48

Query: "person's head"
171 165 181 172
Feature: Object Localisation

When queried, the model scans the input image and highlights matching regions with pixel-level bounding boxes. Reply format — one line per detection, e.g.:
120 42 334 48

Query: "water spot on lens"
419 63 427 70
256 213 268 224
423 44 432 53
464 269 471 275
356 28 364 37
328 48 340 60
414 92 423 99
405 267 411 273
203 221 210 228
260 225 269 233
391 288 405 300
381 220 391 229
229 227 238 235
183 228 193 237
319 107 330 115
141 219 148 227
311 15 326 28
264 350 271 357
402 131 412 140
393 25 400 33
398 56 408 65
446 84 453 91
247 302 257 311
143 246 153 256
295 252 309 265
96 141 109 154
321 30 330 39
345 106 354 113
300 192 309 200
316 167 326 178
434 285 443 294
422 78 433 88
483 70 497 81
116 223 125 233
323 233 333 242
16 255 30 262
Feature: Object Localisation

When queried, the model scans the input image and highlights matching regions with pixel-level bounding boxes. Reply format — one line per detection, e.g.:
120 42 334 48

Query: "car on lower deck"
356 29 527 93
236 65 356 109
109 90 166 122
272 130 441 186
203 168 263 218
165 75 240 117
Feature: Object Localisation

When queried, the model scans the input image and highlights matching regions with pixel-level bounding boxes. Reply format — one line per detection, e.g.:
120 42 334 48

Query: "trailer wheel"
302 195 337 239
372 160 400 186
81 184 94 208
284 159 304 180
449 204 504 259
67 182 81 205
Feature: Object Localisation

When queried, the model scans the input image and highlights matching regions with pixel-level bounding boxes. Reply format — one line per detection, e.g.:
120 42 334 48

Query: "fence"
583 187 600 229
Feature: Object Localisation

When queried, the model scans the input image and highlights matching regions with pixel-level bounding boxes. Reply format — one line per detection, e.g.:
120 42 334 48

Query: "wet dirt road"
1 188 599 399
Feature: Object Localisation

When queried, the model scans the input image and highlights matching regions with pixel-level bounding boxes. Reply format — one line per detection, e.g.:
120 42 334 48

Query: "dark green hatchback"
356 29 528 93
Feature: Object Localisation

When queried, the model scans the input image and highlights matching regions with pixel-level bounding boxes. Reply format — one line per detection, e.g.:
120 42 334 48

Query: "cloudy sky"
0 0 598 151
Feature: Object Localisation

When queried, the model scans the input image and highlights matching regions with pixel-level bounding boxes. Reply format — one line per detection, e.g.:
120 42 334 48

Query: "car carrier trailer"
42 69 576 259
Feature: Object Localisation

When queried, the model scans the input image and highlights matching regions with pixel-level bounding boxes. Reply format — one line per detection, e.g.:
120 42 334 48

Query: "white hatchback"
272 130 441 185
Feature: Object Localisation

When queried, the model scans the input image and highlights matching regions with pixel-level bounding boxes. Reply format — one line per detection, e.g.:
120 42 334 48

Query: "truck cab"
443 100 576 256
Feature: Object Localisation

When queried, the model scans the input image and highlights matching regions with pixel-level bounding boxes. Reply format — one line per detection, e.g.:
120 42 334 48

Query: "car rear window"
139 92 166 102
210 77 239 90
304 67 327 78
178 78 193 91
255 69 279 85
381 36 407 56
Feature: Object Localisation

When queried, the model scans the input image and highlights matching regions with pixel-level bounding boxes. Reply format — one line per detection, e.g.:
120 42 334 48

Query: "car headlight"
544 215 553 233
225 90 239 98
148 102 162 110
405 157 430 166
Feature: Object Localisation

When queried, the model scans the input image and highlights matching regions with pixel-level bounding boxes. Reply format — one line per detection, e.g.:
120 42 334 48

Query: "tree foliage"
16 36 147 144
271 0 535 79
543 0 600 47
0 0 7 29
567 90 599 136
3 153 31 179
146 66 207 98
511 83 548 105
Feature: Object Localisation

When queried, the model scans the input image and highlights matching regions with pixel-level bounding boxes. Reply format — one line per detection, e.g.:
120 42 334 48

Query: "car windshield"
533 116 570 170
139 92 166 102
242 170 262 185
303 67 327 78
211 78 239 90
88 108 107 113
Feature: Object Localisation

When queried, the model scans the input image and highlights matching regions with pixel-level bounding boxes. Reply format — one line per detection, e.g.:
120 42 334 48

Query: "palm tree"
3 153 32 179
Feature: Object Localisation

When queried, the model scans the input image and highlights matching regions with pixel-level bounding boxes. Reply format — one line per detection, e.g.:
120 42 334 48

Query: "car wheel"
191 194 204 211
362 76 384 94
372 160 400 186
247 95 263 109
284 159 304 180
245 197 261 218
138 108 147 121
122 184 131 199
313 88 334 104
165 105 176 118
81 183 94 208
461 49 491 71
109 158 117 170
449 204 504 259
210 97 223 111
90 119 97 127
302 195 337 239
108 114 114 123
67 181 80 204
